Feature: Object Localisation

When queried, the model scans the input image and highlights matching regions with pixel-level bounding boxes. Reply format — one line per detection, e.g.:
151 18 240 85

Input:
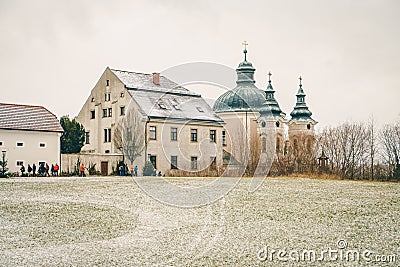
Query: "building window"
191 129 198 142
171 156 178 169
104 128 111 143
307 124 311 130
108 108 112 117
0 141 3 146
91 97 95 102
210 130 216 143
173 105 181 110
16 161 24 166
261 121 266 128
276 121 280 127
16 142 24 147
120 106 125 116
262 137 266 153
90 110 95 119
171 127 177 141
85 132 90 144
222 131 226 146
191 156 198 170
39 143 46 148
105 93 111 102
106 79 110 86
120 92 124 98
103 109 108 118
196 107 204 112
149 126 156 140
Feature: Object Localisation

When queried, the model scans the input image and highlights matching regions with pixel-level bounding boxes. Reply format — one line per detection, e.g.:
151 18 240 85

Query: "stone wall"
61 153 123 175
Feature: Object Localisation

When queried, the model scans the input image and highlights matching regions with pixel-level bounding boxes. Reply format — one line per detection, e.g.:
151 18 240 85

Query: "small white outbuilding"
0 103 63 174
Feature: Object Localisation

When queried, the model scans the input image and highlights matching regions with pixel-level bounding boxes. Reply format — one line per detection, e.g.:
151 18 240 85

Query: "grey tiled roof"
111 69 198 96
111 69 223 123
0 103 63 132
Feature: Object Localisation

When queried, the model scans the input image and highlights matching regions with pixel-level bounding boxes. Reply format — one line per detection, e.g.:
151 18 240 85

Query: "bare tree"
381 121 400 180
121 108 146 165
367 116 378 180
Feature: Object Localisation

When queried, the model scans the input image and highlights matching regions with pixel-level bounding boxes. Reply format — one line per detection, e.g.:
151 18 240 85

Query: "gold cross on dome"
268 72 272 81
299 76 302 85
242 41 248 50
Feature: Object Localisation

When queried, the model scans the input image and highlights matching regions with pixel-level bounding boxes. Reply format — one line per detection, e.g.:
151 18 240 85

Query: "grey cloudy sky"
0 0 399 128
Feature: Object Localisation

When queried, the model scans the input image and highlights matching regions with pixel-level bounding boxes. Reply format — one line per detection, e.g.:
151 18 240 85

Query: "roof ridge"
110 68 162 77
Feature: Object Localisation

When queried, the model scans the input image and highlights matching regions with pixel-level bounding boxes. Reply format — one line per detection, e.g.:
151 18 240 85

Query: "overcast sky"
0 0 399 128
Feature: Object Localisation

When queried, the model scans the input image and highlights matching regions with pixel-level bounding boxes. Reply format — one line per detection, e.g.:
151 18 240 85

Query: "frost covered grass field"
0 176 399 266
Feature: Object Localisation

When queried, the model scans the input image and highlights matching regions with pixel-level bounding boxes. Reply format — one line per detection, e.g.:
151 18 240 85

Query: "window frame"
149 126 157 140
104 128 111 143
90 110 95 119
209 130 216 143
191 129 198 142
171 127 178 141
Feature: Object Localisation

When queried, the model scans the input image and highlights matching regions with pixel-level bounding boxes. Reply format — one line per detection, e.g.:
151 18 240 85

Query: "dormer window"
158 103 167 109
261 121 266 128
120 92 124 98
91 97 95 102
106 79 110 86
173 105 181 110
196 107 204 112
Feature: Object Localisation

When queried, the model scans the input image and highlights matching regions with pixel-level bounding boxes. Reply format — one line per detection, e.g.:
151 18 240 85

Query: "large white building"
74 67 225 175
0 103 63 174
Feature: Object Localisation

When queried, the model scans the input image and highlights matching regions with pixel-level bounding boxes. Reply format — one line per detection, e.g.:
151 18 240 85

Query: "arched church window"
262 137 267 153
276 121 280 127
261 121 266 128
276 137 280 153
307 124 311 130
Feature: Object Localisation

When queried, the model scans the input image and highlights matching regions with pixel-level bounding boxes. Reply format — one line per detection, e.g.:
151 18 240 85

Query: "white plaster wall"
0 129 61 174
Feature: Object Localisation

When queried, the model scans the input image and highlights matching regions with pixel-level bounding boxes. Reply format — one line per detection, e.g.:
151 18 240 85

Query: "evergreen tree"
0 157 9 178
60 116 85 154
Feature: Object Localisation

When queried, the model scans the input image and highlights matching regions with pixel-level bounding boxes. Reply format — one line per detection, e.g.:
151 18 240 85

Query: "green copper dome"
213 49 266 112
290 78 313 121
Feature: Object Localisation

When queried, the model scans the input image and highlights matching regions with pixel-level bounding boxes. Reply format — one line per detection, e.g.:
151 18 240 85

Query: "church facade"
213 46 317 165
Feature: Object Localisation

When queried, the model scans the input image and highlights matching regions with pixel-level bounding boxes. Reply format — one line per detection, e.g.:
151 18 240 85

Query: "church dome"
213 85 267 112
213 47 266 112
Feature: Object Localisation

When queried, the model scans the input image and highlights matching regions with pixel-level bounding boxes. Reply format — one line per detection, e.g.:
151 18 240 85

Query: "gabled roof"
110 68 223 123
0 103 63 132
111 69 199 96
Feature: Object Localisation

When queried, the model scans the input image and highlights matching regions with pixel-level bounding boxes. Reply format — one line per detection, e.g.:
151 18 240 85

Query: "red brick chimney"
152 72 160 85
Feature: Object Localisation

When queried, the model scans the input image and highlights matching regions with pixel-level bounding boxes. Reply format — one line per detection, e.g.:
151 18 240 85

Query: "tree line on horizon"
270 118 400 181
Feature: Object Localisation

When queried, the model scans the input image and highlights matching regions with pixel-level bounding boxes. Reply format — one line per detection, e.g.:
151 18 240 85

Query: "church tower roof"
213 41 266 112
289 76 314 121
259 72 286 118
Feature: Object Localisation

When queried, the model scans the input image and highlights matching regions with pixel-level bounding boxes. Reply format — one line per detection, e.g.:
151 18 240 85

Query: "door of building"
101 161 108 176
149 155 157 169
